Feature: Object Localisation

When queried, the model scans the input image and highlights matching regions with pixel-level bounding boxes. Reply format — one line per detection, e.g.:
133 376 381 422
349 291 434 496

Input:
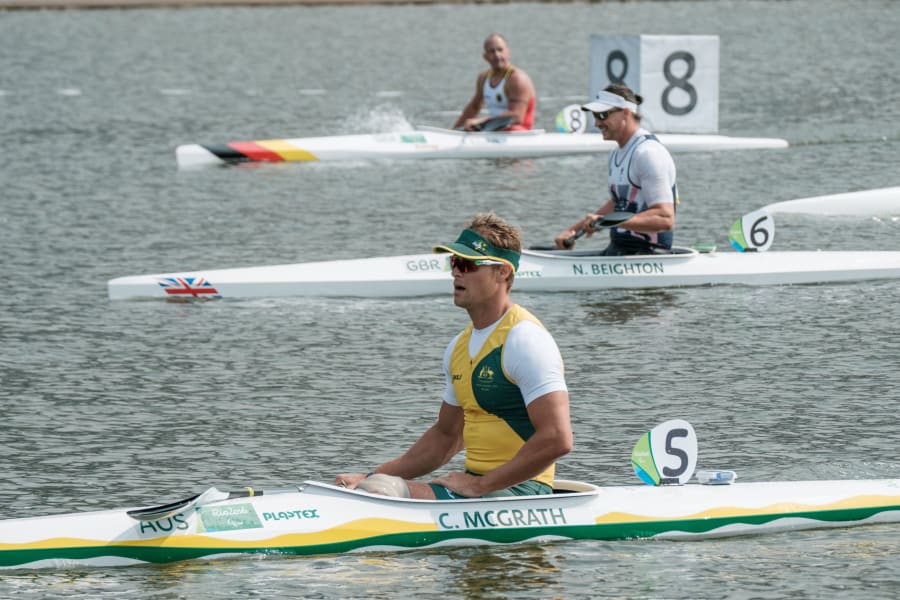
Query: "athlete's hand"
431 471 485 498
334 473 368 490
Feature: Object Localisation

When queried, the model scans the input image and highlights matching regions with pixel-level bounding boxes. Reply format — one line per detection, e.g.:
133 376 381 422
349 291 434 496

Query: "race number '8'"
662 51 698 115
605 49 699 116
567 108 585 133
606 50 628 84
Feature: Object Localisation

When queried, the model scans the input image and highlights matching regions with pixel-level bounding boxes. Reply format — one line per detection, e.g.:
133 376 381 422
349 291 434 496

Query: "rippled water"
1 0 900 597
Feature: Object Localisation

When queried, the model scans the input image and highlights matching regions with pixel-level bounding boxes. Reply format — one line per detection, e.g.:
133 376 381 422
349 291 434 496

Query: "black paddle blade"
476 115 515 132
127 492 202 521
596 211 634 227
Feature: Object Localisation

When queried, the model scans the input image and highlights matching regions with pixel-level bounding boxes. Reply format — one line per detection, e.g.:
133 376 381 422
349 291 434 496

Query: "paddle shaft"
453 115 514 133
127 487 297 521
475 115 515 132
531 211 634 251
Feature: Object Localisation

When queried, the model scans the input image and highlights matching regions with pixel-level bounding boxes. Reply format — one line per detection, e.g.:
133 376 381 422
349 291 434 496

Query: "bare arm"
432 390 572 497
555 198 616 248
452 73 487 129
501 69 535 126
455 69 535 131
616 201 675 234
378 402 465 478
336 402 464 488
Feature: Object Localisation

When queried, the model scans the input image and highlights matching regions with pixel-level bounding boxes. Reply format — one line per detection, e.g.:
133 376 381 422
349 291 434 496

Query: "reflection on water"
581 289 681 324
443 545 568 600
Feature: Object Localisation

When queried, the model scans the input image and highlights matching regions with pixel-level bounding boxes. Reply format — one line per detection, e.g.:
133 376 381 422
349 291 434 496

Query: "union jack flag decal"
157 276 220 298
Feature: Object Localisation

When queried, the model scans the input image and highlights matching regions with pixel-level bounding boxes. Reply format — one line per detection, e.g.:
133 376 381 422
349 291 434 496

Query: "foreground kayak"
174 126 789 168
3 477 900 569
107 247 900 300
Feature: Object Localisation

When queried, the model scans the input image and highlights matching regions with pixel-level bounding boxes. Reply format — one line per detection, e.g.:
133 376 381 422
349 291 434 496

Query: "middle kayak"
107 246 900 301
175 126 789 168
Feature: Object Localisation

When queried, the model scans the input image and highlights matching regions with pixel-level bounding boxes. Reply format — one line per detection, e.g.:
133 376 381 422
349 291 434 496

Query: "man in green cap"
336 213 572 499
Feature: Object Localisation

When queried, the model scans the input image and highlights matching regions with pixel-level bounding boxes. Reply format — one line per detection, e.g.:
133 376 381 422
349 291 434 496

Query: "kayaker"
452 33 536 132
336 213 572 499
555 84 678 254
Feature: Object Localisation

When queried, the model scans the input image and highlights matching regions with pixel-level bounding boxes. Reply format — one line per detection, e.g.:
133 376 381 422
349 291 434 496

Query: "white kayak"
4 476 900 569
107 246 900 301
4 419 899 570
174 126 789 168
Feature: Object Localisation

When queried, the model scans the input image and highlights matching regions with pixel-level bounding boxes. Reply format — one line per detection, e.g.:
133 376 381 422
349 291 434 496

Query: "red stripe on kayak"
227 141 286 163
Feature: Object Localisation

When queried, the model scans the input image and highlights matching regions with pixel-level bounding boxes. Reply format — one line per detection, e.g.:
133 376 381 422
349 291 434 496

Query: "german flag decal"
199 140 319 164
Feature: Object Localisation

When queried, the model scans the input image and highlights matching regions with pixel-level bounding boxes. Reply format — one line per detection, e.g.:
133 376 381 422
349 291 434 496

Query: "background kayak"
174 128 790 168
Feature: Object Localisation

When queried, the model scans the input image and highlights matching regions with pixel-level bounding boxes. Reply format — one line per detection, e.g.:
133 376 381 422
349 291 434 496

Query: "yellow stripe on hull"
0 517 437 552
595 493 900 524
256 139 319 162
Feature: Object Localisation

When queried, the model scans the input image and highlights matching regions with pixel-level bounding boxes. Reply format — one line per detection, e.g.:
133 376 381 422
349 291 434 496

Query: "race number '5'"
631 419 698 486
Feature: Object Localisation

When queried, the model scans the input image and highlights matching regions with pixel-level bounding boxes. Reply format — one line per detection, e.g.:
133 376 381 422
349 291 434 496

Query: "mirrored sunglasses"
450 255 505 273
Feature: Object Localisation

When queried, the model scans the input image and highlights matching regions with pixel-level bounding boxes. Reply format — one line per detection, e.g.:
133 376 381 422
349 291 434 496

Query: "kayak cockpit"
298 479 602 502
523 246 699 259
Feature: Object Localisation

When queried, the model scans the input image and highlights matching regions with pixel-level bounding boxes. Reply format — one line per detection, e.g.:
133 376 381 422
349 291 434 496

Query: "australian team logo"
477 365 494 383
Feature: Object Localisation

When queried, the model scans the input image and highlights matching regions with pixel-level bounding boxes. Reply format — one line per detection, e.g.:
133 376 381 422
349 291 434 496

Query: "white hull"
765 186 900 216
175 127 789 168
107 247 900 300
3 478 900 569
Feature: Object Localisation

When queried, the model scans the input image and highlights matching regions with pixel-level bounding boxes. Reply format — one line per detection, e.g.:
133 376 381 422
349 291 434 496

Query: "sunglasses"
592 108 622 121
450 255 505 274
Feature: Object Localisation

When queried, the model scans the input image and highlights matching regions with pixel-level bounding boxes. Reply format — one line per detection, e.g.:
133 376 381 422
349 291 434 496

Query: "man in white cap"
336 213 572 500
555 83 678 254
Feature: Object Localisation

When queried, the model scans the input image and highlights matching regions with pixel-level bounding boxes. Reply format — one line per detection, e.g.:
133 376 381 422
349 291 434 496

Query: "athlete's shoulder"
633 132 674 161
506 66 535 93
508 304 544 326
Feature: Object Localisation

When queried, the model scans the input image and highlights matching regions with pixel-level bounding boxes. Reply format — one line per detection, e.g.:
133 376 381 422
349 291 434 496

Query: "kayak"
174 126 789 168
4 418 898 570
106 246 900 301
3 476 900 569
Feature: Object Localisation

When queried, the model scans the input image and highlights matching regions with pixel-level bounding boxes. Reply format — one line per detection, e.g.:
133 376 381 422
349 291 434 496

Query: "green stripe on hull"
3 504 900 568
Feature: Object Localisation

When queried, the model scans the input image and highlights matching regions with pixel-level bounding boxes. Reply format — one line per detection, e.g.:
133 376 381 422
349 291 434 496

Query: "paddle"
127 486 285 521
631 419 698 486
472 115 514 132
529 211 634 251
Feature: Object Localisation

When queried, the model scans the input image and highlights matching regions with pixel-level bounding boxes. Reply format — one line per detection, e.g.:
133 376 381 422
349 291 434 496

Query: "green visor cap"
432 228 520 270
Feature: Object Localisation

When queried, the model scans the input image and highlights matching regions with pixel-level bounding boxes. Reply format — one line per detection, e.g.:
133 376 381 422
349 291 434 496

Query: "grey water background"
2 0 900 596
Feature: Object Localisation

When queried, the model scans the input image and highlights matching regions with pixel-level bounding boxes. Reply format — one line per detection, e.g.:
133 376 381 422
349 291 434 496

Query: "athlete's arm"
375 401 465 480
435 391 572 497
503 69 535 126
452 73 487 129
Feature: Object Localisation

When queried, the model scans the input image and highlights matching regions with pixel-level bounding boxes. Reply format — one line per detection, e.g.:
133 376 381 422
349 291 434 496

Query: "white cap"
581 90 638 113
